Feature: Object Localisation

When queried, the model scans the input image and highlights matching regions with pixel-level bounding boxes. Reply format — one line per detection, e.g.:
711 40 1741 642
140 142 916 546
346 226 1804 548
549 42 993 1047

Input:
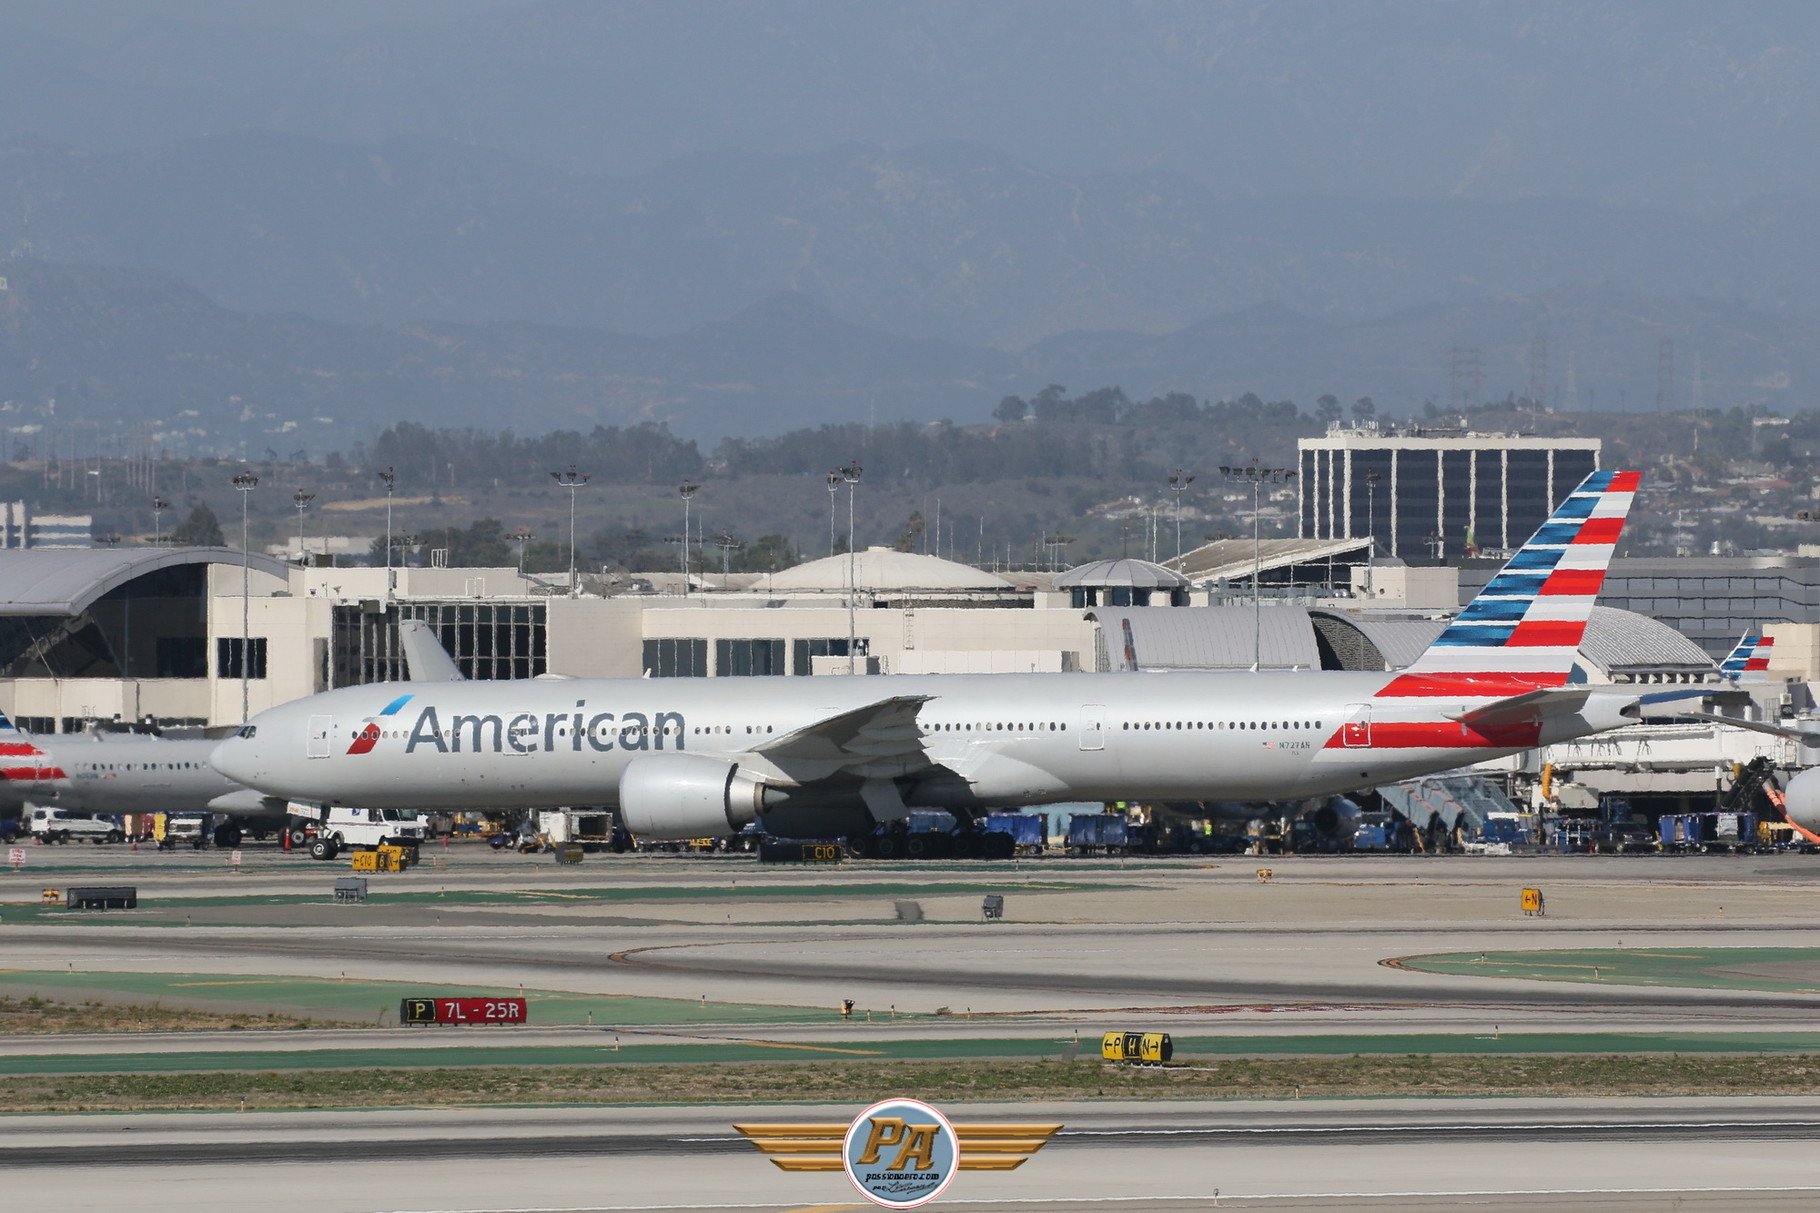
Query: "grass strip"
8 1054 1820 1114
0 995 358 1034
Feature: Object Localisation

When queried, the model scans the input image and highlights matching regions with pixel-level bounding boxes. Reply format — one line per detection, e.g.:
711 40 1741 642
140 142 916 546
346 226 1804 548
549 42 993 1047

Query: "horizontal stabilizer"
1452 686 1632 732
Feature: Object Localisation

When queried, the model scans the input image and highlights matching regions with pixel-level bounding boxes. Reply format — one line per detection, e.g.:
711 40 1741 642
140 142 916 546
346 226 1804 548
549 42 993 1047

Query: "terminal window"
216 637 268 679
715 638 785 677
331 603 546 684
644 637 707 678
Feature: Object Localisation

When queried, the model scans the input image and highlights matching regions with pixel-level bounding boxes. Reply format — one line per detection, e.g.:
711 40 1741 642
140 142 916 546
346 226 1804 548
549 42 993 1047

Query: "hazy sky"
3 1 1817 209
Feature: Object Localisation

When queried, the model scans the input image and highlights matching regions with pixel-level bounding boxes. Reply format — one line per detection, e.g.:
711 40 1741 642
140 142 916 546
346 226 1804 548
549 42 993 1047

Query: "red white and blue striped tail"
1719 630 1773 681
1378 469 1640 698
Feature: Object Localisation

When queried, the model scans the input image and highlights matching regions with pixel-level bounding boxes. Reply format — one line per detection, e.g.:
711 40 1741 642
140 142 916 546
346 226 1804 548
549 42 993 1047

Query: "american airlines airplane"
0 621 463 845
213 471 1647 842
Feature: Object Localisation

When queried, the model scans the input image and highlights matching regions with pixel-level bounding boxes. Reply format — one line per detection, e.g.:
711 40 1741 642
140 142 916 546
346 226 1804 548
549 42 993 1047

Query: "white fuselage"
4 731 271 817
211 669 1615 815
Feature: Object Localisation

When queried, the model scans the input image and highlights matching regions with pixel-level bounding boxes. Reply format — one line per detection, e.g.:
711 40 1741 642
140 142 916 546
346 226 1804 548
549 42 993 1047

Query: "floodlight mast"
151 496 169 546
1219 461 1295 671
292 489 315 564
376 467 396 600
1168 469 1195 565
839 462 863 673
231 471 259 722
549 466 593 597
826 471 841 558
677 479 700 597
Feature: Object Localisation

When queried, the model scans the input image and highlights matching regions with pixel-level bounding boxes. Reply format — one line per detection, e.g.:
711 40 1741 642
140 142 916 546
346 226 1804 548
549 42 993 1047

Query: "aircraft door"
1080 705 1105 751
307 716 332 759
1340 705 1371 748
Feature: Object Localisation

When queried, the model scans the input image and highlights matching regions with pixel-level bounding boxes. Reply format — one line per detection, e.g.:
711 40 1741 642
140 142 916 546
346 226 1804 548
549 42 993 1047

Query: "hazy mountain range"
2 1 1818 447
4 260 1814 451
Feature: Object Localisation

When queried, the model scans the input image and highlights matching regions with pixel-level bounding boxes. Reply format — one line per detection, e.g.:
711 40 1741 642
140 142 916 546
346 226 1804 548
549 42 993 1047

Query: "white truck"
304 806 427 861
28 808 124 844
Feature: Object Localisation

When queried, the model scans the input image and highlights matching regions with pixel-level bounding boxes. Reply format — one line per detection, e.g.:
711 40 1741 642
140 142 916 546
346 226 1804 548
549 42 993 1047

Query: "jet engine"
618 754 769 840
1309 796 1362 841
1781 767 1820 840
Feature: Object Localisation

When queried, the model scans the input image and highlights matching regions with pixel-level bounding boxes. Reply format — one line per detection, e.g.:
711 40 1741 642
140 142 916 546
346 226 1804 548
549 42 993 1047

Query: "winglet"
399 620 464 682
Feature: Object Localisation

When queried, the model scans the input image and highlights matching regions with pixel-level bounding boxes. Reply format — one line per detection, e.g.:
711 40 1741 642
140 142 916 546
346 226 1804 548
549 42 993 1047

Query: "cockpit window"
236 725 257 739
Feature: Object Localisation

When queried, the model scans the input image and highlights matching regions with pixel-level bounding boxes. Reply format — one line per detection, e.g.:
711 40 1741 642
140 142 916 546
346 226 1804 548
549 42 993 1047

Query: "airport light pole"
1219 461 1295 671
510 528 535 580
377 466 396 600
1168 468 1195 566
1365 470 1382 556
713 530 743 581
549 466 592 597
151 496 168 545
839 462 863 672
826 471 841 557
231 471 259 722
676 479 699 596
291 489 315 564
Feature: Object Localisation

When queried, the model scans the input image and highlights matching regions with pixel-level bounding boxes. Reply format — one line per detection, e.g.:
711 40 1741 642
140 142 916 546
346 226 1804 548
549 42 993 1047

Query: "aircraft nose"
210 735 255 782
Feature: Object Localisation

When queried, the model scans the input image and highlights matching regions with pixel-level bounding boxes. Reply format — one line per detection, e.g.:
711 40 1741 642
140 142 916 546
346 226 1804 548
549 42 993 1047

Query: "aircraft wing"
754 695 934 780
1676 711 1820 747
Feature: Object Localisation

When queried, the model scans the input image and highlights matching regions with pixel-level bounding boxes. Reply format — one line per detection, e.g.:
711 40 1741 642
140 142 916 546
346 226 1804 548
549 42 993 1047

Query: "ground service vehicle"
984 812 1046 855
305 806 427 860
1068 813 1128 855
28 808 122 844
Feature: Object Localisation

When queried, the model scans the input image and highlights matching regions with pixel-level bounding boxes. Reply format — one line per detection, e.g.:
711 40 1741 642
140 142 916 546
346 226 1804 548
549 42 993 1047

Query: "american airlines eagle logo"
346 694 415 755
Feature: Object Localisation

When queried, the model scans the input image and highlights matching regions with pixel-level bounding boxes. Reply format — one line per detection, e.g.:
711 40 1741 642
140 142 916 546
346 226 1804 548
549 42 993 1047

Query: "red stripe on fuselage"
1322 721 1542 750
1376 672 1569 697
0 765 65 781
346 723 381 755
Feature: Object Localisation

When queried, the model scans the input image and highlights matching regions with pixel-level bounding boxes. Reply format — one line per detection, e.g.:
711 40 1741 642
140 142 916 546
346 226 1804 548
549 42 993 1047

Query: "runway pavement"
7 1098 1820 1211
6 849 1820 1208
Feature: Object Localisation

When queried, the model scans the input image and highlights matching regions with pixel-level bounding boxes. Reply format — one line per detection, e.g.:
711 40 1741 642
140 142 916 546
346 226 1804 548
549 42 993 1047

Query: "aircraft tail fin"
1719 629 1773 681
399 620 465 682
1380 469 1640 698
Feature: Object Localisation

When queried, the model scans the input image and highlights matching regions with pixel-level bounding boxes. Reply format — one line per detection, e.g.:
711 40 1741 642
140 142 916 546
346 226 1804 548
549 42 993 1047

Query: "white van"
307 807 426 860
29 808 123 844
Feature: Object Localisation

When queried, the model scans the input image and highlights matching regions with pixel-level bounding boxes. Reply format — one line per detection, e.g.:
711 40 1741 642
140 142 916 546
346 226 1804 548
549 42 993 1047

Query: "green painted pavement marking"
1395 947 1820 993
7 1031 1820 1077
0 970 853 1025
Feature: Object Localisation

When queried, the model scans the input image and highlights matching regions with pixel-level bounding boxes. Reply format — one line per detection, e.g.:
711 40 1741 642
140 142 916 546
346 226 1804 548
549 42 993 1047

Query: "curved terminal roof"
0 546 292 616
1087 606 1323 671
1579 604 1715 675
767 548 1012 592
1054 558 1189 590
1090 603 1715 677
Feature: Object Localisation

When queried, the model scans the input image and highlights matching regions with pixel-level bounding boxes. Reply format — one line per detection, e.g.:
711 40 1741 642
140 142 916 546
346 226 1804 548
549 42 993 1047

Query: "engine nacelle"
1782 767 1820 839
618 754 767 840
1310 796 1362 840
